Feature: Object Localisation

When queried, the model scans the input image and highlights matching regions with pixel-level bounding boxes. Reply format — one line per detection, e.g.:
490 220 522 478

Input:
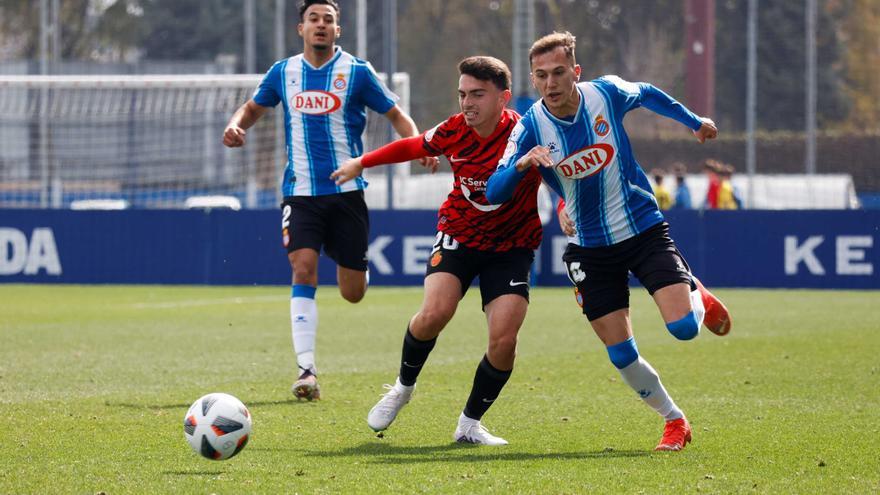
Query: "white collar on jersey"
302 46 342 71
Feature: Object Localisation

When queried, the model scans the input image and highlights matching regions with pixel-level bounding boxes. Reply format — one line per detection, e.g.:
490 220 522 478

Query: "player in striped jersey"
487 32 732 451
222 0 428 400
332 56 543 445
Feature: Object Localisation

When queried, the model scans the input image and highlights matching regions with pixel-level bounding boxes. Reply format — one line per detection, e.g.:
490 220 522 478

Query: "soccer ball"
183 393 252 460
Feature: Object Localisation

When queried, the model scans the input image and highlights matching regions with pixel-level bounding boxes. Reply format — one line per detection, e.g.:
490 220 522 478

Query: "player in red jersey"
332 56 542 445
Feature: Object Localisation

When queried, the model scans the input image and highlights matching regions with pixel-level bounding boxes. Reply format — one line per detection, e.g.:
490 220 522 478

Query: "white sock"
394 376 414 393
291 291 318 374
458 411 478 425
690 286 706 327
618 357 683 421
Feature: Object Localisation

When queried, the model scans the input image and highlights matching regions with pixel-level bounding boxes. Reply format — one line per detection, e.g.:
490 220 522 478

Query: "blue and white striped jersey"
253 47 398 197
488 76 703 247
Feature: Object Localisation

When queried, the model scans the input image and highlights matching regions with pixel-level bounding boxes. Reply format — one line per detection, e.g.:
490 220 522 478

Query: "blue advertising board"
1 209 877 289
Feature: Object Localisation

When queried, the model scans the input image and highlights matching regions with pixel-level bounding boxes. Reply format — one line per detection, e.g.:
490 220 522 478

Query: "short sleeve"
253 61 284 108
356 61 398 114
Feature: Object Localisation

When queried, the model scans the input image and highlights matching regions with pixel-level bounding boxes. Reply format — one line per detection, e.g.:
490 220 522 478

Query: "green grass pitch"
1 285 878 494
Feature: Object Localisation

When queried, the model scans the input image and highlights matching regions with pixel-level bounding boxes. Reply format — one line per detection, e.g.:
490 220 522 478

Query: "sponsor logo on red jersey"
555 143 615 180
427 109 542 251
294 90 341 115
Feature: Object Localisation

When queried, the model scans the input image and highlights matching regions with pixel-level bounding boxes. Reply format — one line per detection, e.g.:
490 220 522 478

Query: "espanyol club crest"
333 74 346 91
593 115 610 137
574 288 584 308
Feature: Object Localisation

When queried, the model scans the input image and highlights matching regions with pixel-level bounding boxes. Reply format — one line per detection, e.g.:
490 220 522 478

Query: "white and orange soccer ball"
183 393 252 460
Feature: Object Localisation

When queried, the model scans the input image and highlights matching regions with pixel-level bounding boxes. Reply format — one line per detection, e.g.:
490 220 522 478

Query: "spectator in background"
671 162 692 209
702 159 723 209
717 164 742 210
651 168 673 210
731 166 744 208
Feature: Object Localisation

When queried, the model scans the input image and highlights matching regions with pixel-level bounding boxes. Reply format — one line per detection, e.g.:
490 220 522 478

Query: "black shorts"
280 191 369 271
562 222 693 321
425 232 534 308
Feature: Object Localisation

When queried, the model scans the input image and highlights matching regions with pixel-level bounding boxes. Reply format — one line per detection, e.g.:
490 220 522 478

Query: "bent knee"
418 306 456 329
666 311 700 341
292 266 317 284
488 335 518 359
340 285 366 303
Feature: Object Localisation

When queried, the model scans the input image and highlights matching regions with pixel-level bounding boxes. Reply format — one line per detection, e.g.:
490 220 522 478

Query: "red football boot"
655 417 692 451
694 277 732 336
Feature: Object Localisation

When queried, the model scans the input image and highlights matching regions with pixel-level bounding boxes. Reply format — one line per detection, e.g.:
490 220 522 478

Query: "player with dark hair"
332 56 542 445
223 0 431 400
487 31 732 451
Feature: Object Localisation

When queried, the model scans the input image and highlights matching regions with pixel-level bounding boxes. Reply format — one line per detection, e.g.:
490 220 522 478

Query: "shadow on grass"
301 441 651 464
107 398 304 410
163 470 223 476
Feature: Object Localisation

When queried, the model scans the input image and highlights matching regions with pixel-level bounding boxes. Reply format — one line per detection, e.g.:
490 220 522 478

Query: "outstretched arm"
639 84 717 142
384 105 440 170
331 135 434 185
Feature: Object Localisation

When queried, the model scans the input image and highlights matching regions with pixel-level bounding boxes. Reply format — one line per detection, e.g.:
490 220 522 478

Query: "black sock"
398 326 436 386
463 355 512 421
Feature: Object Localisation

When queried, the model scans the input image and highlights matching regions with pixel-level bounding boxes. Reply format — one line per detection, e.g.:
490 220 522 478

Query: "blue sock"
606 337 639 369
666 311 700 341
292 284 317 299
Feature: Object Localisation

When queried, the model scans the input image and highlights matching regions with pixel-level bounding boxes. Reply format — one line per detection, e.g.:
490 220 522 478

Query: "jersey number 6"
566 261 587 284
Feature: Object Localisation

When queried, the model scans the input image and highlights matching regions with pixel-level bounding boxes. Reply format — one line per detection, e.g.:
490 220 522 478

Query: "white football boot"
453 413 508 446
367 378 414 432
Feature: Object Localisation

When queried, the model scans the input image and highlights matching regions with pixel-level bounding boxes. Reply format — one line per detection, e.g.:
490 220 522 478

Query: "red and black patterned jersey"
422 109 542 251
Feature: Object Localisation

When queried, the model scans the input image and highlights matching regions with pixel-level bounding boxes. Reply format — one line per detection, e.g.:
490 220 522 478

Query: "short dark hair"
299 0 340 21
529 31 577 66
458 56 512 91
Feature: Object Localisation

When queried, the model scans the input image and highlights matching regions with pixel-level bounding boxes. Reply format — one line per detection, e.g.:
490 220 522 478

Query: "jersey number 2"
282 205 292 230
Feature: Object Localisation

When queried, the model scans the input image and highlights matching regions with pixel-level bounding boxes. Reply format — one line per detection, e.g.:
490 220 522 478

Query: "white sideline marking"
131 295 285 309
129 288 422 310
